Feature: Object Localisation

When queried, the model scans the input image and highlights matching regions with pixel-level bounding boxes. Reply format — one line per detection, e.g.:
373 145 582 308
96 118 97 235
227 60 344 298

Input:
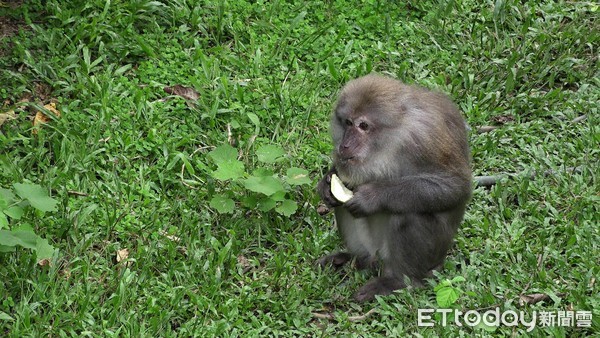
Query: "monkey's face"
331 99 394 186
330 75 407 186
332 113 374 164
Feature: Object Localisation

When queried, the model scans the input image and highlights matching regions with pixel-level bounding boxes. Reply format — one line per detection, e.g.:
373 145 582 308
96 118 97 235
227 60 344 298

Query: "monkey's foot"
353 276 405 302
316 252 353 269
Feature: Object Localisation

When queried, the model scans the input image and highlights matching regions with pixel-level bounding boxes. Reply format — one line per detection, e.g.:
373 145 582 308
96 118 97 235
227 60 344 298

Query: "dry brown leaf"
17 96 31 104
34 82 52 102
32 102 61 134
159 230 181 242
491 114 515 124
237 255 252 273
0 109 16 127
164 84 200 101
116 248 130 263
59 268 72 279
37 258 51 267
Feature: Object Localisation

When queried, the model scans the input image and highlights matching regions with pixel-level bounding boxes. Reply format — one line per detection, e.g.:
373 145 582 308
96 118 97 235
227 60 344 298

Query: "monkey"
317 74 472 302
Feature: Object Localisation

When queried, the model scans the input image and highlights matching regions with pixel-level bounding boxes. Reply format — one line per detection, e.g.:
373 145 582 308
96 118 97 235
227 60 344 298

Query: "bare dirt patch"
1 1 27 50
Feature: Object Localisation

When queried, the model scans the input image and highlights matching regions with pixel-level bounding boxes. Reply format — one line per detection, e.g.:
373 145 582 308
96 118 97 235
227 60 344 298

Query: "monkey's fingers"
325 167 337 184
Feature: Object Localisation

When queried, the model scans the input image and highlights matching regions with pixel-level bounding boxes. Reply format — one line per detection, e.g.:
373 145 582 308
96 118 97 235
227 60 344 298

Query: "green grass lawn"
0 0 598 336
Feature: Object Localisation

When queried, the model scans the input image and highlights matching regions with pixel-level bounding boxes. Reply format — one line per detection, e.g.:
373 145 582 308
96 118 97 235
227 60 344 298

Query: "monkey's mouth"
334 152 361 166
340 157 364 168
339 156 356 163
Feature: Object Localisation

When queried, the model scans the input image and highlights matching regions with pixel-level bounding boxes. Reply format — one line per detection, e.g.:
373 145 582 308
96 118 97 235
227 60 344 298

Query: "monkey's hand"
317 168 343 208
344 184 380 218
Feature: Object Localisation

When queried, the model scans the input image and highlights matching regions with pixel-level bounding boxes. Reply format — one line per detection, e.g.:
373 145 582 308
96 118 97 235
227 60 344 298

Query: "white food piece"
330 174 354 203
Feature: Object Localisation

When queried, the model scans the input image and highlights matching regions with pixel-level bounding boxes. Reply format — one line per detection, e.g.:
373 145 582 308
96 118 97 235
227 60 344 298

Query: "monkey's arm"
344 173 471 217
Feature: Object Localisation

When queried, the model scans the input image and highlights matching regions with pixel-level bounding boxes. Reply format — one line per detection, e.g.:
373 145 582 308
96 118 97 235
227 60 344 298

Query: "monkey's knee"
316 252 353 270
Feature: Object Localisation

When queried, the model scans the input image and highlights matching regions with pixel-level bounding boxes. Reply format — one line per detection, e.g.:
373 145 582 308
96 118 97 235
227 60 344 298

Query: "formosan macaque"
317 74 472 302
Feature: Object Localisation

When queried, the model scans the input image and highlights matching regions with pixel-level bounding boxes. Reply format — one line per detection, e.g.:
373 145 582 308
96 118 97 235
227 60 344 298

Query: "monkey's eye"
345 119 353 126
358 122 369 131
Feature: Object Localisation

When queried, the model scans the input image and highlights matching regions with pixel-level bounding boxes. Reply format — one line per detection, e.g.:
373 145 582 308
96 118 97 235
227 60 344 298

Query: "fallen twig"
476 126 498 134
67 190 88 197
475 166 582 187
571 114 587 123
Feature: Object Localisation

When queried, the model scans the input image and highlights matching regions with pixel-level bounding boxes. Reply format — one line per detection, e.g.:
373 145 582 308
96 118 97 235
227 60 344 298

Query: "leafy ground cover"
0 0 598 336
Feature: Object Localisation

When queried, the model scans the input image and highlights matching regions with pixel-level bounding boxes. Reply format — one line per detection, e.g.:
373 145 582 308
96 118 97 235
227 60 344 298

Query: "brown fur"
317 74 471 302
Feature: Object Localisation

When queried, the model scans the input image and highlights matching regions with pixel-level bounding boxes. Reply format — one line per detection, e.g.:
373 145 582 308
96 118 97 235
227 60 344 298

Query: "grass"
0 0 598 336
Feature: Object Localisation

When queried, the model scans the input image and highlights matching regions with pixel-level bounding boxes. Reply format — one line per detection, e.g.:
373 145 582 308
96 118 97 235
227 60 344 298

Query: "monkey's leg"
353 214 456 302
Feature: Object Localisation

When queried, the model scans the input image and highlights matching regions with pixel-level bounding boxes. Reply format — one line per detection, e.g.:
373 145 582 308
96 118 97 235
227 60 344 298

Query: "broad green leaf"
285 167 312 185
14 223 34 232
4 206 24 220
14 230 38 249
229 118 241 129
208 145 245 181
35 237 57 262
0 245 15 252
210 195 235 214
212 161 245 181
0 229 38 249
0 188 14 210
208 144 238 164
257 197 276 211
241 195 258 209
252 168 274 177
435 285 461 307
451 276 466 283
275 199 297 217
0 188 15 203
13 183 58 212
270 191 286 202
0 225 52 256
256 145 285 163
243 176 284 196
0 213 7 229
434 279 451 291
